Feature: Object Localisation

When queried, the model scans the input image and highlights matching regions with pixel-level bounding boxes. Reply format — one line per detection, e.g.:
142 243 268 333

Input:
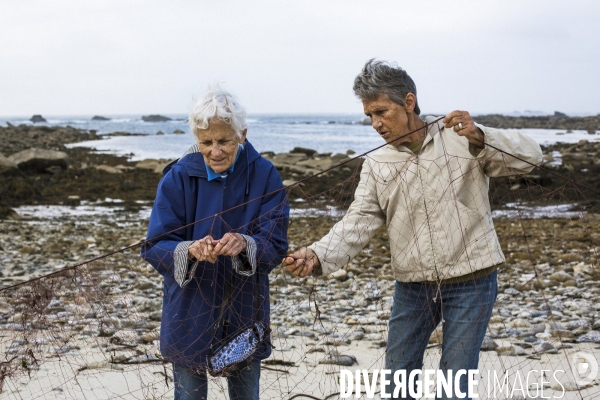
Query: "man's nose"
371 116 382 130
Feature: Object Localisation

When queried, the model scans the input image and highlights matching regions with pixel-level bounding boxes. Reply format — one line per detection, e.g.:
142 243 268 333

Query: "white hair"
188 84 247 138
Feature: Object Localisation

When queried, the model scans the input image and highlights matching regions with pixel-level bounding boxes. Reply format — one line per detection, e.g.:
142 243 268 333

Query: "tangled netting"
1 119 600 399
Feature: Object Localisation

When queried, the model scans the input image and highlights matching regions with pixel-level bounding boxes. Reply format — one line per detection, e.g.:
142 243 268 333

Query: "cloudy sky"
1 0 599 116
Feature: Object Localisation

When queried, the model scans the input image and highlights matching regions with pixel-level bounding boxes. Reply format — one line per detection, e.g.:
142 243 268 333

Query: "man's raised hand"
443 110 485 146
282 247 320 278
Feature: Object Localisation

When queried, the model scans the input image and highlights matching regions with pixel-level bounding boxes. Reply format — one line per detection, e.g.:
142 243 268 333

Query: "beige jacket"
308 116 543 282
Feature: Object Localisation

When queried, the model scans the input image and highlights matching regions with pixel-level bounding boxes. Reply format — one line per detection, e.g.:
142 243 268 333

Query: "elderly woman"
142 85 289 400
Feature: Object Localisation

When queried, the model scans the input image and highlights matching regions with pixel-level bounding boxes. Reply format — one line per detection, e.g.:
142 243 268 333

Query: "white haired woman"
142 85 289 400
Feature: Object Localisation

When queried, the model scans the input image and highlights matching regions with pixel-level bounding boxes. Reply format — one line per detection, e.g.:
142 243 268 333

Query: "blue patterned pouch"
207 322 267 377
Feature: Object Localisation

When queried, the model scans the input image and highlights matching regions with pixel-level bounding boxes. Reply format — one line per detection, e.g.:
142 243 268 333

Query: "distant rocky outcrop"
8 148 69 173
473 114 600 132
30 115 47 123
173 129 185 134
142 115 172 122
91 115 111 121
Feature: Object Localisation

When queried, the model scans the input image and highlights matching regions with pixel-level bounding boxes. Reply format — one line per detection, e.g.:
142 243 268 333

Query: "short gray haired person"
283 59 543 399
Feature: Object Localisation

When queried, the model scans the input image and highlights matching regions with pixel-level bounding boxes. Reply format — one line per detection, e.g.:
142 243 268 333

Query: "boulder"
271 153 307 168
173 129 185 134
0 153 18 175
154 161 172 174
141 115 171 122
296 158 333 171
95 165 122 174
0 206 19 220
91 115 110 121
8 148 69 173
135 159 160 171
290 147 317 157
30 115 47 123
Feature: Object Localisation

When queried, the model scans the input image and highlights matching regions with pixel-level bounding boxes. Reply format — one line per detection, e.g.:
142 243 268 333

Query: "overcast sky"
1 0 599 116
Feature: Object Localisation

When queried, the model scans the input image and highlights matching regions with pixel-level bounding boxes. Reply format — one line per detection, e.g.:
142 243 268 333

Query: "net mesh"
1 122 600 399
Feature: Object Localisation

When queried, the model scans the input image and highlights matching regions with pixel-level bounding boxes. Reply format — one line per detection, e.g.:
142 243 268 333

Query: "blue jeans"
173 359 261 400
383 271 497 400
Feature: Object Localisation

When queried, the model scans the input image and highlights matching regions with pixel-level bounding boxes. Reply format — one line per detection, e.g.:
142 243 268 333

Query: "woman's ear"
240 129 248 143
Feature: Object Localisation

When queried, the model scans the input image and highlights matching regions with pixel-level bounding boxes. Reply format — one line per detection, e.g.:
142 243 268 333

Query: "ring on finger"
458 122 464 130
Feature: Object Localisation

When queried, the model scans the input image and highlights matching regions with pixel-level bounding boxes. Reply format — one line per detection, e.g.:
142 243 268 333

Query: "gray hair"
188 83 247 138
353 59 421 115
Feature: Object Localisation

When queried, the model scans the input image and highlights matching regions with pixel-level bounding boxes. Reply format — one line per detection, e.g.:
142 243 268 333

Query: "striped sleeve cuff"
232 235 257 276
174 241 199 287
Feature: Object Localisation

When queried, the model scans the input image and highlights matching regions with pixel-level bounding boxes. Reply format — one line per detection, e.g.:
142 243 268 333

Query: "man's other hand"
282 247 320 277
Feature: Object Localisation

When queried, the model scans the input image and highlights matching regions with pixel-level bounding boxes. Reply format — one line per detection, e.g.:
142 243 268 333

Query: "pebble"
318 355 357 366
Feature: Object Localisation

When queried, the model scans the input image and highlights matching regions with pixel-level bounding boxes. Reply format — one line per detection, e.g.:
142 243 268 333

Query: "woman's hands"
188 233 247 263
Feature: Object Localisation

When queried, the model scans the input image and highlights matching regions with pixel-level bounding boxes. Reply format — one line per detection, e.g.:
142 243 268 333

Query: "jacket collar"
162 140 261 179
382 116 444 154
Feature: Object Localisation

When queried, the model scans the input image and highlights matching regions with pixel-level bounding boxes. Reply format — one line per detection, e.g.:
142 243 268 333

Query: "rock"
271 153 308 167
290 147 317 157
0 206 19 220
318 355 357 366
576 330 600 343
30 115 47 123
480 336 498 351
8 148 69 173
510 318 532 329
496 344 527 356
173 129 185 134
135 159 160 171
140 330 160 343
91 116 110 121
329 269 348 281
154 161 172 174
96 165 122 174
141 115 171 122
534 341 557 354
0 152 18 174
549 271 575 282
296 158 333 171
270 275 288 287
554 111 568 117
156 131 164 135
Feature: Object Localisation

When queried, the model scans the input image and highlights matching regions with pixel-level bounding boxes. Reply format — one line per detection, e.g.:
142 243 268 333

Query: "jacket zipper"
415 146 441 283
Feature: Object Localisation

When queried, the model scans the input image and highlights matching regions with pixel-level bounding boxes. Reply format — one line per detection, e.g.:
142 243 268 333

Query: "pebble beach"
1 118 600 399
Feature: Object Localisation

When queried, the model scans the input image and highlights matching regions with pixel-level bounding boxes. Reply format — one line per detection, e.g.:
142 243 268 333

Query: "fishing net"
1 119 600 399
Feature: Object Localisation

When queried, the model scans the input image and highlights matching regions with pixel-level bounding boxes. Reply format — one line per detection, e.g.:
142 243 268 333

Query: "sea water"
1 114 598 161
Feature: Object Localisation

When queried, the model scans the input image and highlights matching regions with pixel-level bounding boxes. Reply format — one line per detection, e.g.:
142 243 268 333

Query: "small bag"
206 269 268 377
207 321 267 376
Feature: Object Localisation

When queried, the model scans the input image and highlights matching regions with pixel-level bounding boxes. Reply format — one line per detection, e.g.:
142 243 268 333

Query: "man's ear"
404 93 417 113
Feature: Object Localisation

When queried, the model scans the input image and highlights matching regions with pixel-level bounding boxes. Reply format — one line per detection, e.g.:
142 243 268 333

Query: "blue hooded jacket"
141 141 289 368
